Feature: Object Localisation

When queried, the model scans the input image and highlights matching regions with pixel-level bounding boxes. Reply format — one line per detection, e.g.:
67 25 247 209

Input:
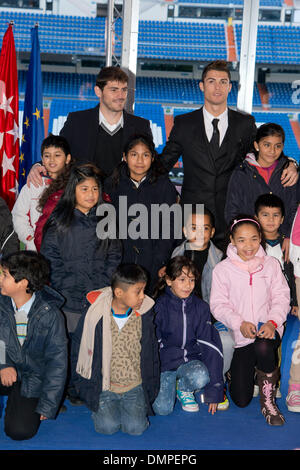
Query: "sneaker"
177 390 199 412
217 393 229 411
286 388 300 412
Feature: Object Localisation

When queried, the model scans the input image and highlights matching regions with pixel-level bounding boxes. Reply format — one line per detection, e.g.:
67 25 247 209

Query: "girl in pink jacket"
210 216 290 426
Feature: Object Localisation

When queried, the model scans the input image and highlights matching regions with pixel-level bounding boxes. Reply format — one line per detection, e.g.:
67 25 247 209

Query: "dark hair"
1 250 50 294
95 66 128 91
38 134 74 213
111 263 148 293
43 163 103 234
184 204 215 228
110 133 167 187
226 214 265 251
153 256 200 299
229 214 262 237
41 133 71 157
254 193 285 218
201 60 231 82
253 123 285 160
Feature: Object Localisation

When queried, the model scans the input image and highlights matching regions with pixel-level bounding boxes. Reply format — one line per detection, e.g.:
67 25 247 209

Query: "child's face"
256 206 284 239
124 142 153 182
184 214 215 250
116 282 146 311
0 267 24 298
75 177 99 213
41 146 71 179
230 224 261 261
255 135 284 168
166 268 195 299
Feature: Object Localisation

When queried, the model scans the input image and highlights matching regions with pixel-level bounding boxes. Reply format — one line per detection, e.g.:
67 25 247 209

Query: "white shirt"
11 293 36 346
99 110 124 133
203 107 228 146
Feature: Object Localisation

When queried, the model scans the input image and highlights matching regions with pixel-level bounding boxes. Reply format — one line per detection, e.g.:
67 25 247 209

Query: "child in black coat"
0 251 67 440
104 134 179 294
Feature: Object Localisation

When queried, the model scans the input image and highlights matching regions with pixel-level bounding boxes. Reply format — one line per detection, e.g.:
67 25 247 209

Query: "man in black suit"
27 66 152 183
160 60 298 247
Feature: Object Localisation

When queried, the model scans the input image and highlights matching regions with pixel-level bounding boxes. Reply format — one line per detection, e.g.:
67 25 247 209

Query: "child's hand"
208 403 217 415
40 415 48 421
0 367 17 387
257 321 276 340
291 306 299 317
240 321 256 339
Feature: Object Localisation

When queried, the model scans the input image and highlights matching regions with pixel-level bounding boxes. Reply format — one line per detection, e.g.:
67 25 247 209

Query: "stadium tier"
17 71 296 113
235 24 300 65
178 0 283 5
0 10 299 65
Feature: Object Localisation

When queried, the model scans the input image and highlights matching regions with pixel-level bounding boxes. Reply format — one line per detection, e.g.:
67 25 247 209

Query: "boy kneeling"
71 264 160 435
0 251 68 441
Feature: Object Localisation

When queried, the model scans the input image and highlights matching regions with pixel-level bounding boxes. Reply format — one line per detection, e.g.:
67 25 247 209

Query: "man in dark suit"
160 60 298 247
27 66 152 184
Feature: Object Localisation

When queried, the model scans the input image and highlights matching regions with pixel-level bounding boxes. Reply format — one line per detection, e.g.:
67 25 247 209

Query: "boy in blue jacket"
0 251 68 441
153 256 224 416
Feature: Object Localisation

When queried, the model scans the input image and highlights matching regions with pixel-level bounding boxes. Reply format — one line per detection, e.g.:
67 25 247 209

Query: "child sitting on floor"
210 216 290 426
0 251 67 441
71 263 160 436
153 256 224 416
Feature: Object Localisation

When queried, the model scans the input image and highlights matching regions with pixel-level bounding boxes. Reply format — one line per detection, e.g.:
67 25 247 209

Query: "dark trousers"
229 333 281 408
0 381 41 440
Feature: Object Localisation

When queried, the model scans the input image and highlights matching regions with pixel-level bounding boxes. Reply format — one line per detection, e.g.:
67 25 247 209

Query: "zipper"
181 299 187 362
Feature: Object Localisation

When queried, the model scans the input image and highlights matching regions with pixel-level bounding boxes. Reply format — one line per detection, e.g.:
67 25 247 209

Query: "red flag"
0 23 19 210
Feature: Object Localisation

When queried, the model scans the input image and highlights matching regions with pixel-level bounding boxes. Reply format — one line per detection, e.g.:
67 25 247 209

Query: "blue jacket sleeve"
195 302 224 404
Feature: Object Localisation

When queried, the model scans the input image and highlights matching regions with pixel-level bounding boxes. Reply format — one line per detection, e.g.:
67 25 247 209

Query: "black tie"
209 118 220 155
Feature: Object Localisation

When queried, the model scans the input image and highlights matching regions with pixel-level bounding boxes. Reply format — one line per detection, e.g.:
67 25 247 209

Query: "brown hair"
201 60 231 82
95 66 128 90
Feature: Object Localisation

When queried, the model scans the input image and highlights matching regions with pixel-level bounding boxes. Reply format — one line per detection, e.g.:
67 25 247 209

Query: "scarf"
76 286 154 388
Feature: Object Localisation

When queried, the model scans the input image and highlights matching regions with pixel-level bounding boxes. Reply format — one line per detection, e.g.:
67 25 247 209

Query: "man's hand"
27 164 46 188
282 237 290 263
0 367 17 387
281 161 298 187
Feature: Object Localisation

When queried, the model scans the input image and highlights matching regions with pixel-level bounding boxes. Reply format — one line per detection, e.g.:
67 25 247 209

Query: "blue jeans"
92 384 148 436
153 360 210 416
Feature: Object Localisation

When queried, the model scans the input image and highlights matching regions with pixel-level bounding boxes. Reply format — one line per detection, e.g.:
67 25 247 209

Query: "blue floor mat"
0 315 299 451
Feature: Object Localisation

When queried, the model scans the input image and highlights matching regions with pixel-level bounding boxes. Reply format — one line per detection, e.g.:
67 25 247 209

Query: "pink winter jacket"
210 244 290 348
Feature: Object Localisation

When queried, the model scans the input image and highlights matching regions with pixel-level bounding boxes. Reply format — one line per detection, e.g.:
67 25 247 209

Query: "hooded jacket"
210 244 290 349
0 286 68 419
171 239 223 304
154 287 224 404
40 206 122 314
224 154 298 238
71 287 160 414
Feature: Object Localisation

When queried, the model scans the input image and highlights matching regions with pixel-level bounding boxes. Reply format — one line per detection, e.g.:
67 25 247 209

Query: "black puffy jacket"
225 155 298 238
0 286 68 419
40 206 122 314
104 168 178 292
